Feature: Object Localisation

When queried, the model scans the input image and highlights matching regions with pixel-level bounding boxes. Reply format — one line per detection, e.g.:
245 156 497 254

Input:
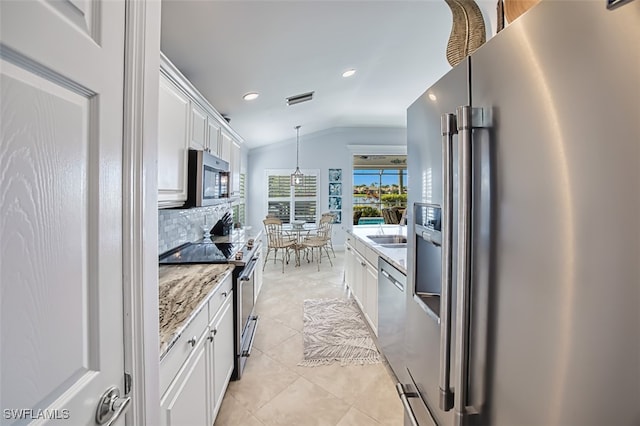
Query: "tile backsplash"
158 203 232 254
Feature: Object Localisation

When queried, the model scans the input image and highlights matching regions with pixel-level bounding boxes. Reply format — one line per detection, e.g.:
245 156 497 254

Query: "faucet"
377 223 385 235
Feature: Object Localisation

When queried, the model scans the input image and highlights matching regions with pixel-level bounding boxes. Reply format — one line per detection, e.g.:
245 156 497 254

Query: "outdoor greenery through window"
266 170 318 224
353 156 407 224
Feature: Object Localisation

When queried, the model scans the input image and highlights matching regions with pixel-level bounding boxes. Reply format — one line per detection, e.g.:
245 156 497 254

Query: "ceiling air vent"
286 91 314 106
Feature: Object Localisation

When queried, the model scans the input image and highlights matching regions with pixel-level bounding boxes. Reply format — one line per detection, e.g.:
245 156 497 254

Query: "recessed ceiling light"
243 92 259 101
428 93 437 101
342 69 356 78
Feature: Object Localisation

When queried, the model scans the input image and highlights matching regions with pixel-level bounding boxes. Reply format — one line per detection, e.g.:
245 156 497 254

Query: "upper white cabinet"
219 131 232 163
190 102 208 152
157 53 244 208
208 119 221 156
158 73 190 208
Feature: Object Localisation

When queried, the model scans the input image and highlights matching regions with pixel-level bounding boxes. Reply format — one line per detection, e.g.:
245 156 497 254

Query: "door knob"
95 386 131 425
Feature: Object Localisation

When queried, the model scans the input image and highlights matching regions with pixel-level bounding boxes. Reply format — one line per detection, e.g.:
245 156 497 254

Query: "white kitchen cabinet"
344 243 356 291
364 261 378 333
344 238 378 335
158 52 244 207
190 101 208 152
158 73 190 208
209 297 234 421
220 131 232 163
353 251 366 310
160 338 209 426
208 119 221 156
160 273 235 426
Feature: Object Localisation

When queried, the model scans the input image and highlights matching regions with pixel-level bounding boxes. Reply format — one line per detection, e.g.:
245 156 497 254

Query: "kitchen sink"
379 243 407 249
366 234 407 244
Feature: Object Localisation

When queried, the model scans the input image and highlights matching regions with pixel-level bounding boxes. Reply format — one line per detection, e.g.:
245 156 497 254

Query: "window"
266 169 319 224
232 173 246 226
353 167 407 214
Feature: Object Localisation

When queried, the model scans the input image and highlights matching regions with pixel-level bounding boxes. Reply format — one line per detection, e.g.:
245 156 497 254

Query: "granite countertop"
159 263 234 359
348 225 408 275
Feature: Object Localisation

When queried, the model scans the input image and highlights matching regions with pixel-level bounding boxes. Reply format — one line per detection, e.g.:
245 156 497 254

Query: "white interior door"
1 1 127 424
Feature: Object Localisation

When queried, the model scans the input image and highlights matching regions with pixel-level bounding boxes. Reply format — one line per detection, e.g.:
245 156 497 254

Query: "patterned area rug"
299 298 381 367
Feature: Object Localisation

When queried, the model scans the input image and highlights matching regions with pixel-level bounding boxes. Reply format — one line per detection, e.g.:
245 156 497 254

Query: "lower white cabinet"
160 275 234 426
161 340 209 426
345 243 359 298
344 240 378 335
210 298 234 421
363 261 378 332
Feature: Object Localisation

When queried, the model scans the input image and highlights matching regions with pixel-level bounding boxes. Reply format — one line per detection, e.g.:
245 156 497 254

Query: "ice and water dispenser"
413 203 442 320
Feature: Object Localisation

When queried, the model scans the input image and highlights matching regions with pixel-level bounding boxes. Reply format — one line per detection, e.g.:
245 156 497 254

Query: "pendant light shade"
291 125 304 186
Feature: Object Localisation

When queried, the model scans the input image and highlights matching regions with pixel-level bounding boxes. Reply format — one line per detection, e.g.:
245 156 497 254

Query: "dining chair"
300 215 334 271
320 212 337 257
263 217 297 273
382 208 399 224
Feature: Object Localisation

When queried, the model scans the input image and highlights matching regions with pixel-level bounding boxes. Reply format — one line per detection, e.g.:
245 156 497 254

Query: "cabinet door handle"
187 336 197 347
221 291 228 298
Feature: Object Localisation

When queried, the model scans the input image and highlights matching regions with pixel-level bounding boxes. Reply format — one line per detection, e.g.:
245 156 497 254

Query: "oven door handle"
239 257 258 281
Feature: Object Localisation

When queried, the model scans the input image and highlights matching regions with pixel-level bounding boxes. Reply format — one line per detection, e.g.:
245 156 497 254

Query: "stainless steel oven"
231 243 261 380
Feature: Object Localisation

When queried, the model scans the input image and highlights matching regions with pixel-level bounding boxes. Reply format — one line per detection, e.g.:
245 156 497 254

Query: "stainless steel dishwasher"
377 257 407 383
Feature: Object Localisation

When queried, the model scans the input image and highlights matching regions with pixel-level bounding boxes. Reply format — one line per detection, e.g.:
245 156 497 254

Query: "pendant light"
290 125 304 186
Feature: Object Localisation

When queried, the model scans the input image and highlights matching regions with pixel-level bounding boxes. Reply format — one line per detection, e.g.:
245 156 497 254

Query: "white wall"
247 127 406 248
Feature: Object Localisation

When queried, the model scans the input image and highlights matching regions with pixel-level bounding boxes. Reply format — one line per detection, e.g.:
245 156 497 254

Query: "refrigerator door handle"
454 105 474 426
453 105 490 426
438 112 456 411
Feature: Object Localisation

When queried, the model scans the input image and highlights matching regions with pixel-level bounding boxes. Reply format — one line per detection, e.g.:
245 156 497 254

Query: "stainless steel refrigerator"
401 1 640 425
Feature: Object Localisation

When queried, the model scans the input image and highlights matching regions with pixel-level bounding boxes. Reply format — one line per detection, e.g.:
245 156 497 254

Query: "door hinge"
124 372 132 395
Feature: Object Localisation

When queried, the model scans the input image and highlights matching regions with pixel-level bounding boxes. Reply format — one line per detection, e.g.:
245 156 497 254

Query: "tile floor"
214 249 404 426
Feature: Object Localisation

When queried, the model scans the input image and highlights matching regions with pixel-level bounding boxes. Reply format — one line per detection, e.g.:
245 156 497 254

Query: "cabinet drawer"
209 274 233 321
353 237 364 255
364 246 378 267
160 306 209 394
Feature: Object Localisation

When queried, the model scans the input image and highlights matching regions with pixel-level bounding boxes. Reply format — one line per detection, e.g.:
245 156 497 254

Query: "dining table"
283 221 318 266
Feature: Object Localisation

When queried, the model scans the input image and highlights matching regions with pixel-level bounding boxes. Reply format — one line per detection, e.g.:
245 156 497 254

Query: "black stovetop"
159 241 241 264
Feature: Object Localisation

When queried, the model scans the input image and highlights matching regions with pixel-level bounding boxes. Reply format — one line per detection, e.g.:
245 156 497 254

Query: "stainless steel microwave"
186 149 229 207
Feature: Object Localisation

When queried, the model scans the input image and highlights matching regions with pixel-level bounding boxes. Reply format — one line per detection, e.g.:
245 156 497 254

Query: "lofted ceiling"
160 1 496 149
